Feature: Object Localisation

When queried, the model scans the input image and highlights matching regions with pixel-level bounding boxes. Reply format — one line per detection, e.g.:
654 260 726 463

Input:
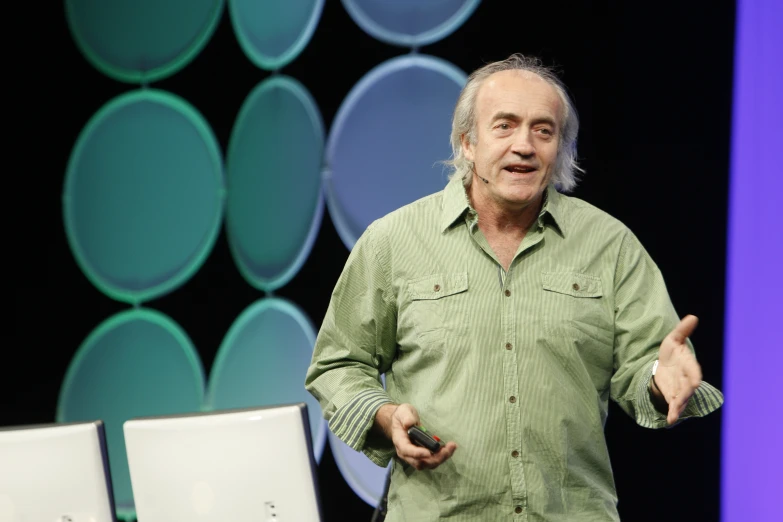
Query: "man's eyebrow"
490 111 520 123
490 112 558 128
531 116 557 128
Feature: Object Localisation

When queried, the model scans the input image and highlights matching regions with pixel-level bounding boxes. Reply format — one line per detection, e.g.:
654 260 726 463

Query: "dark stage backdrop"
12 1 734 521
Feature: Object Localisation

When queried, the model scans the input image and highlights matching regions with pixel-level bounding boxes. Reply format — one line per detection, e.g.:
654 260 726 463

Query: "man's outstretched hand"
374 403 457 470
653 314 703 425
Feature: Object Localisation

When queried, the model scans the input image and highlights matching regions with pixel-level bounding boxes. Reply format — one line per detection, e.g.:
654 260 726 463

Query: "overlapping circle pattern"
61 0 480 516
226 75 325 291
65 0 225 83
342 0 481 47
63 89 225 304
325 54 467 249
56 309 206 519
205 298 327 462
229 0 325 70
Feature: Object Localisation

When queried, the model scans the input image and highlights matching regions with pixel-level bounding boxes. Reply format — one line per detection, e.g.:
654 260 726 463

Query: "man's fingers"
667 394 686 425
681 355 703 387
669 398 689 425
669 314 699 344
411 441 458 469
393 404 420 428
395 436 431 460
423 442 458 467
398 441 457 470
666 373 699 425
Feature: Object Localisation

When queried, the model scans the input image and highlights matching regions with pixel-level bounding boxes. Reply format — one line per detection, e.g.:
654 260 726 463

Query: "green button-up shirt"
305 176 723 521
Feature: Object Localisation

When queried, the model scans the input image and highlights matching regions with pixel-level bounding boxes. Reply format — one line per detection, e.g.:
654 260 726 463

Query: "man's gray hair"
445 54 584 192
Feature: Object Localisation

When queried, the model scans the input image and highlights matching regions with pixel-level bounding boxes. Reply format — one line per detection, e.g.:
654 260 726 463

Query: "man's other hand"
654 314 703 425
375 403 457 470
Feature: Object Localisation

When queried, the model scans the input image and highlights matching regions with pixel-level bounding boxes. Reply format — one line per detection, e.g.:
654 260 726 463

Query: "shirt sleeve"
610 230 724 429
304 221 399 466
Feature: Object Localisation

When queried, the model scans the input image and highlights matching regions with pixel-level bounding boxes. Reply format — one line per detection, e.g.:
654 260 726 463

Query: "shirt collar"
538 184 566 237
440 176 567 236
440 175 472 232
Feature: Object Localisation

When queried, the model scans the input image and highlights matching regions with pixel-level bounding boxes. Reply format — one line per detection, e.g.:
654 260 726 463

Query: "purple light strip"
722 1 783 521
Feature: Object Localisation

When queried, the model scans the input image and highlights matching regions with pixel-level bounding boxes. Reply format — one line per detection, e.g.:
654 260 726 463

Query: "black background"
12 1 734 520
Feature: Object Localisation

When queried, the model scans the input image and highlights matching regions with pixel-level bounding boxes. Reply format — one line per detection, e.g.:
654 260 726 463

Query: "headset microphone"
471 162 489 184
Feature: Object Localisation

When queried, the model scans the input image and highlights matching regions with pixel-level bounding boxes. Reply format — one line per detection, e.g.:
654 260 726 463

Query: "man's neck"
468 183 544 237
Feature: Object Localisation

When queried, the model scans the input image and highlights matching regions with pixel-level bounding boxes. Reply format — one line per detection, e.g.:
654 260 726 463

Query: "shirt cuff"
635 360 725 429
328 388 395 465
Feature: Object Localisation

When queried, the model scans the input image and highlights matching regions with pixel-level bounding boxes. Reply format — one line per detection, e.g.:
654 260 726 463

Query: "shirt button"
505 342 512 350
434 284 441 292
505 289 511 297
515 506 523 514
509 396 516 403
572 283 580 291
511 450 519 458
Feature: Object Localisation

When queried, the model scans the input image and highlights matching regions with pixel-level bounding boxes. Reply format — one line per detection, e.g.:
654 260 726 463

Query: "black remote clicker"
407 425 443 453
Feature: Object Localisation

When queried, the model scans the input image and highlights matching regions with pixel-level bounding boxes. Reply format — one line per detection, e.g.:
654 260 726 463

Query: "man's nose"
512 131 535 157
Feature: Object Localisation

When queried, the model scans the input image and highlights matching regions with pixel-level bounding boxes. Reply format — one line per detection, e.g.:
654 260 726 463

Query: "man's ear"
461 133 475 162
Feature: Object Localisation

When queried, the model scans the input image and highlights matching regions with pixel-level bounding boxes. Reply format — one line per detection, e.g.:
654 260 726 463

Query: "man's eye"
498 123 510 130
537 128 553 136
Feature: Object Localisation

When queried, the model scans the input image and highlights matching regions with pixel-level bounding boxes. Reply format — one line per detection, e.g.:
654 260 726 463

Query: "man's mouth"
504 165 537 174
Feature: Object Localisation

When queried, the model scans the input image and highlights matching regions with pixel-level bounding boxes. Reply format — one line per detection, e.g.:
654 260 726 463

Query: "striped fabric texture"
305 176 723 521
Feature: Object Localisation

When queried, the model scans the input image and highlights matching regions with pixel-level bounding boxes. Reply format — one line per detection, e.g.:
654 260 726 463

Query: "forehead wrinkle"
477 71 563 130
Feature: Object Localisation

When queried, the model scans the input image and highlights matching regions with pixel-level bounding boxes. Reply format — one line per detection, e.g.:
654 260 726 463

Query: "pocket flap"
542 271 603 298
408 272 468 300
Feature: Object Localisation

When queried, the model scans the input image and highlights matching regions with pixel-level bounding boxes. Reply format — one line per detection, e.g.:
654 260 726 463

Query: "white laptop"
0 420 117 522
123 402 322 522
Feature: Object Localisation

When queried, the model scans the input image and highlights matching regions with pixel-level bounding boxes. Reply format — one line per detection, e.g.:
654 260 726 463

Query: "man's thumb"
671 314 698 343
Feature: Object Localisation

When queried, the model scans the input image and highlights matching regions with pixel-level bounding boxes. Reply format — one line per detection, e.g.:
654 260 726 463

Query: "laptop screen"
0 420 116 522
123 402 322 522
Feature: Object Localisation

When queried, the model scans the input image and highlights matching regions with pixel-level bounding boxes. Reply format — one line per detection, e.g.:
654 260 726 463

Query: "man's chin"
501 186 545 204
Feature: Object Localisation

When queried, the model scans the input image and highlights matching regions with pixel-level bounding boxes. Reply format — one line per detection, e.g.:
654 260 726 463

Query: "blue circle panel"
64 89 225 304
66 0 225 83
229 0 324 70
226 77 324 291
57 309 206 520
342 0 480 47
325 55 466 249
329 431 391 507
206 298 327 462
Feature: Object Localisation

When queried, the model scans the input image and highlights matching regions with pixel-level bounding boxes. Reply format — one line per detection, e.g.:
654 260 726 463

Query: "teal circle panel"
56 308 206 521
65 0 225 83
342 0 480 47
325 55 466 249
64 89 225 304
229 0 324 70
329 431 391 507
205 298 327 462
226 76 324 291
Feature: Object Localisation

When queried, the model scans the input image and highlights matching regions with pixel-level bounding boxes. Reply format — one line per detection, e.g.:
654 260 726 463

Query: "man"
305 54 723 521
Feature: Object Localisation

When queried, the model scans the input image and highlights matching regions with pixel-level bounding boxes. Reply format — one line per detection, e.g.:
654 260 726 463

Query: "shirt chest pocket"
541 271 613 346
404 272 470 344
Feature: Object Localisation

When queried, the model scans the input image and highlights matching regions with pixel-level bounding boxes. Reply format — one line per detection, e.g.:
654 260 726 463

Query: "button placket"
501 275 526 513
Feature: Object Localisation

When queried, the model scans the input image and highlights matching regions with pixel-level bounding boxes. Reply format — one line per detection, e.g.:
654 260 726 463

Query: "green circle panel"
57 308 206 520
205 297 327 462
63 89 225 304
226 76 324 291
65 0 225 83
229 0 324 70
